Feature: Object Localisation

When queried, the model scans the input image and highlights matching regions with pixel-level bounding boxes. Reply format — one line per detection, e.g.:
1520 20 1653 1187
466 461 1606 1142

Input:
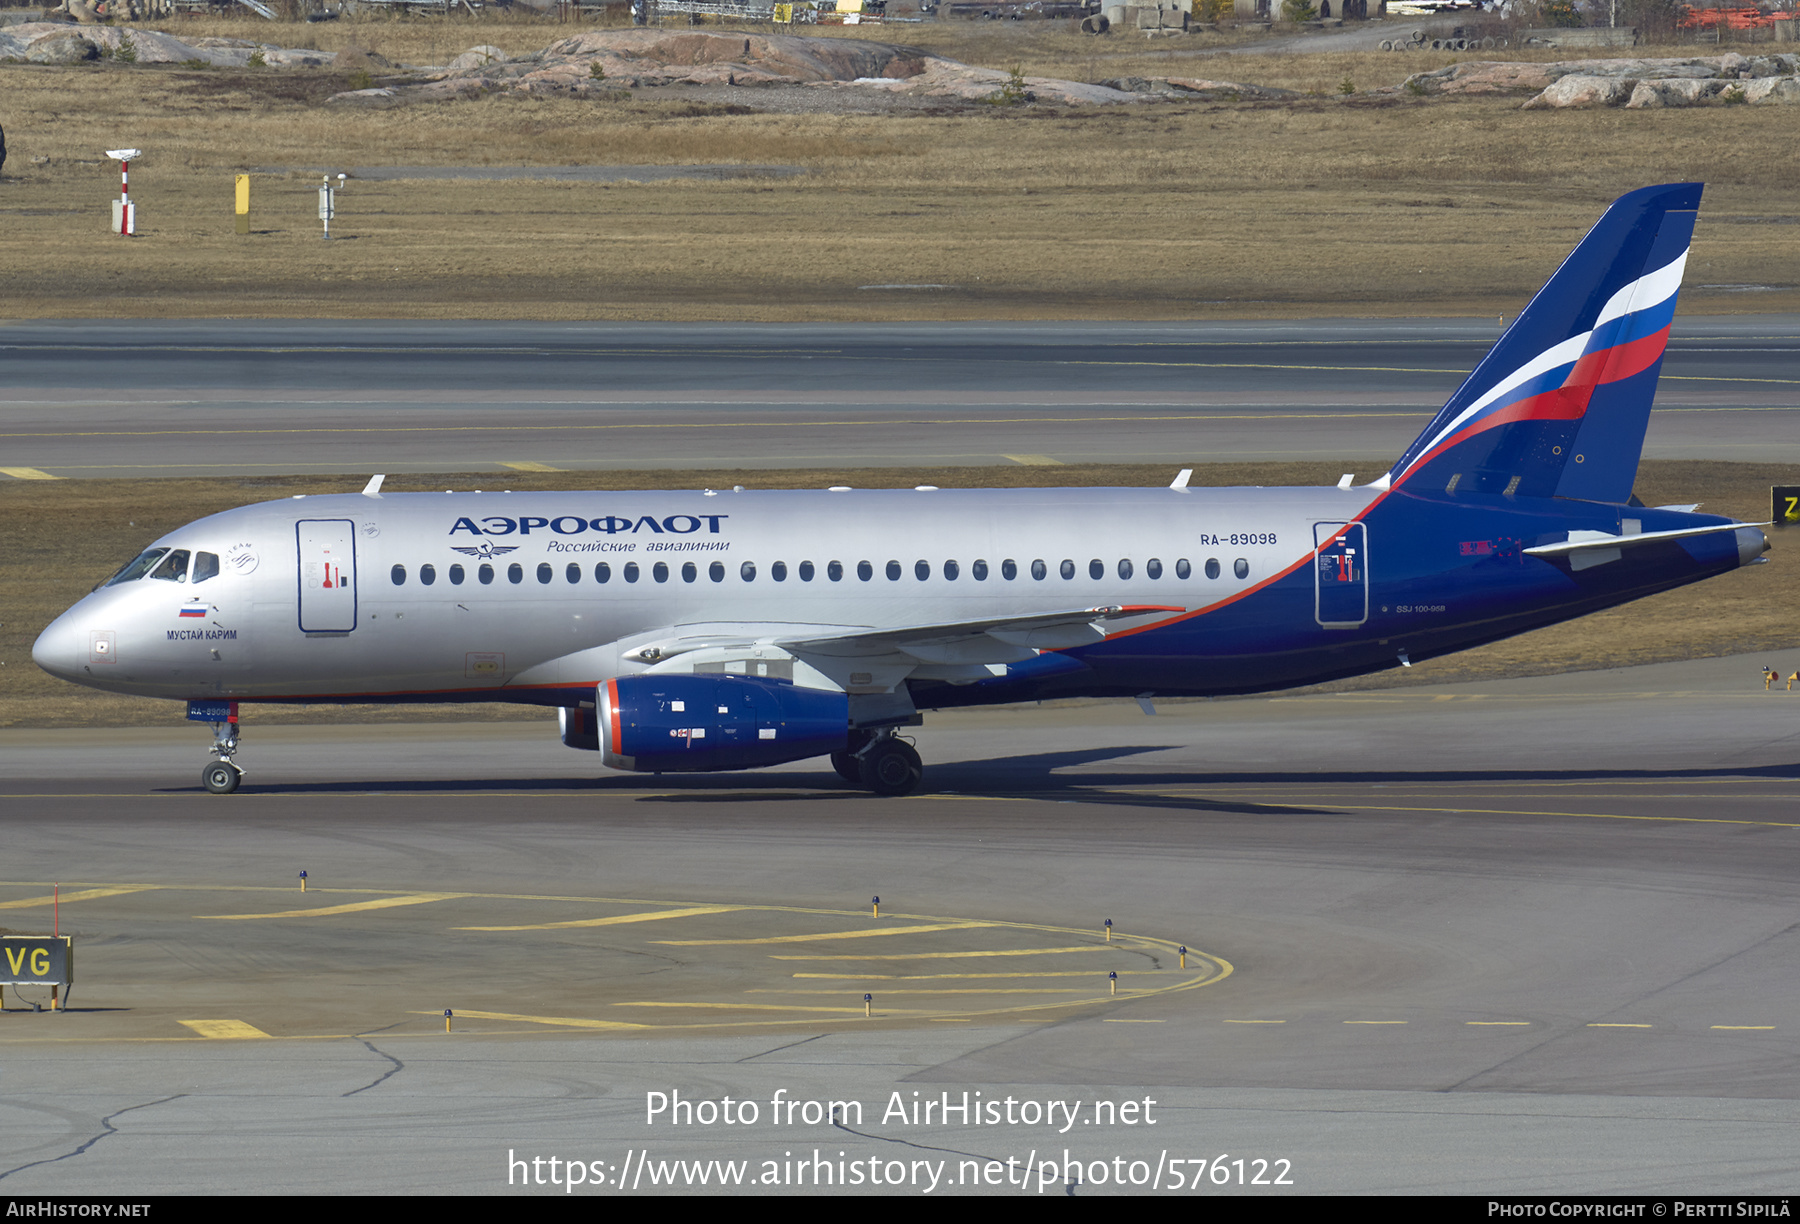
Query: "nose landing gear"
189 699 245 794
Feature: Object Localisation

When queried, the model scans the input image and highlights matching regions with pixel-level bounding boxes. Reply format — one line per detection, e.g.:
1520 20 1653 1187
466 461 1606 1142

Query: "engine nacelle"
559 705 600 751
598 674 849 773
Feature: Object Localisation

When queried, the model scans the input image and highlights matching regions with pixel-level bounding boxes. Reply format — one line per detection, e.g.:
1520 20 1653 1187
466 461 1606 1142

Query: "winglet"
361 474 386 499
1169 469 1192 490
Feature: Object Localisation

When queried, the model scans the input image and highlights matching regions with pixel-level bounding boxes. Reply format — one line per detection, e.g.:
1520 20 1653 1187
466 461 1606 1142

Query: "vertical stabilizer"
1385 183 1702 504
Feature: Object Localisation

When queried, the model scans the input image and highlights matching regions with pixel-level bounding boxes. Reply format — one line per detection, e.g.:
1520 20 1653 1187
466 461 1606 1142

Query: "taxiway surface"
1 317 1796 477
0 655 1796 1194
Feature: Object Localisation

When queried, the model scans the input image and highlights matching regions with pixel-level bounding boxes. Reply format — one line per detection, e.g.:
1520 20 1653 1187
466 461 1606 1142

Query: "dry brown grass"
1 20 1796 319
3 461 1794 728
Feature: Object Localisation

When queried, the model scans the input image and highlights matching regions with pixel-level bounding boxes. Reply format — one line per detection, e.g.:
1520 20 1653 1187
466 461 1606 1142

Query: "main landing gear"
201 721 243 794
833 727 923 797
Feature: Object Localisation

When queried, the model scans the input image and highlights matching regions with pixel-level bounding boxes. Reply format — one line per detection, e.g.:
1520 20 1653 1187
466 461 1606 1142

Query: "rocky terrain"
1402 51 1800 107
0 20 331 66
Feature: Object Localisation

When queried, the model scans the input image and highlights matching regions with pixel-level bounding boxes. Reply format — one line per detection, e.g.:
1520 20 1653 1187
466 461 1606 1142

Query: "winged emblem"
450 543 520 560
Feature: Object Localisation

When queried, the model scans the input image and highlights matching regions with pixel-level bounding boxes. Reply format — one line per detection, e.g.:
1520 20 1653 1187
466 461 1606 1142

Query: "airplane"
31 182 1770 797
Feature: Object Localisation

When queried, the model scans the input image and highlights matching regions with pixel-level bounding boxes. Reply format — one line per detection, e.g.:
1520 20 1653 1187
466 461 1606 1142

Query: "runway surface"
1 655 1796 1194
1 316 1797 478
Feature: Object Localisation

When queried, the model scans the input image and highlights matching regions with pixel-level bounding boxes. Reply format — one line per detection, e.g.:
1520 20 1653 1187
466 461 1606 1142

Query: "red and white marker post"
106 148 141 235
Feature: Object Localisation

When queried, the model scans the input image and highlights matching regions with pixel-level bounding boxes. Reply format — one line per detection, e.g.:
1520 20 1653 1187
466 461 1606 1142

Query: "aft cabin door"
1314 521 1368 629
296 519 358 633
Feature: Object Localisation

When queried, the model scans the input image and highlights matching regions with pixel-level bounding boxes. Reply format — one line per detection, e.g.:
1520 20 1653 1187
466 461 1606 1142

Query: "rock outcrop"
327 30 1136 107
1401 52 1800 108
0 22 335 67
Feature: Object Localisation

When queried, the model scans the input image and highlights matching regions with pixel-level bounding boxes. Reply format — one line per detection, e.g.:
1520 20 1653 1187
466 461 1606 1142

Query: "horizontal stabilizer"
1522 521 1768 558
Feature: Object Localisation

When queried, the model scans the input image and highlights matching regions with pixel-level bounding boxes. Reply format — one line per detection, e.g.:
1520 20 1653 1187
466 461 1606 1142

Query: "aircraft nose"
32 611 83 680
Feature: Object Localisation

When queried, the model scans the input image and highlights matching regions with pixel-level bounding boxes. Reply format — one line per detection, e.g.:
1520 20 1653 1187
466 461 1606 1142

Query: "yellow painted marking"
791 970 1181 980
0 467 59 480
656 920 993 946
931 1018 972 1022
615 1001 896 1014
459 904 744 932
1345 1020 1407 1025
750 988 1088 996
1588 1023 1652 1028
1466 1021 1532 1026
1222 1019 1286 1024
772 946 1116 961
1102 1018 1163 1023
198 892 468 920
179 1019 271 1039
415 1009 647 1031
1003 454 1063 466
499 461 562 472
0 886 153 910
1711 1025 1776 1030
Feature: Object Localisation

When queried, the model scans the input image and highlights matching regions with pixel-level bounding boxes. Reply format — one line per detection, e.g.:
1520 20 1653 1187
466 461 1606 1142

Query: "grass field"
5 460 1794 729
1 18 1797 319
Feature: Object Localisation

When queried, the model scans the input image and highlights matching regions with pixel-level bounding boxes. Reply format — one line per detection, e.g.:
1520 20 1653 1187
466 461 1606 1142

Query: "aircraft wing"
626 605 1184 674
779 604 1184 661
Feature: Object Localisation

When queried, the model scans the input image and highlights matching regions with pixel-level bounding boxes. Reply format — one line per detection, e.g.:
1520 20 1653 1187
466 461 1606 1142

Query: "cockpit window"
191 552 220 584
104 548 170 588
149 550 192 582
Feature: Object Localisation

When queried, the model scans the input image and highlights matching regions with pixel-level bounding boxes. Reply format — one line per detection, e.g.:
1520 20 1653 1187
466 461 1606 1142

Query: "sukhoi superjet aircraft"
33 183 1770 795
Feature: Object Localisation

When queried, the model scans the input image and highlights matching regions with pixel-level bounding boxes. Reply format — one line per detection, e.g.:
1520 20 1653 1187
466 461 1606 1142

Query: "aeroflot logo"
449 515 729 537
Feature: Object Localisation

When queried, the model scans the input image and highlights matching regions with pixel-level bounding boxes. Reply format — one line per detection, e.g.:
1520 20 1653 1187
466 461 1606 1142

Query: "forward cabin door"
1314 521 1368 629
296 519 358 633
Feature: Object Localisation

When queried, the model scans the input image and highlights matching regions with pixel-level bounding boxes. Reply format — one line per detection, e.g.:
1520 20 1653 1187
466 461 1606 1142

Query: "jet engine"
597 674 849 773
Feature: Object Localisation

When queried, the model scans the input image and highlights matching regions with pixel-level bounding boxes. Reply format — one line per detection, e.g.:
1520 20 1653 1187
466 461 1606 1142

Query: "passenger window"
772 561 788 582
1002 559 1017 581
1235 558 1250 580
105 547 169 587
857 561 873 582
1146 558 1162 579
479 564 495 585
914 560 930 581
886 560 902 581
828 561 844 582
799 561 815 582
450 564 466 585
391 564 406 586
1030 559 1047 581
537 563 553 584
192 552 220 583
595 563 610 584
1178 559 1194 580
1060 559 1075 581
709 561 725 583
653 562 669 583
944 560 960 581
150 550 192 582
565 563 580 584
623 562 639 583
682 562 697 583
1117 558 1133 580
1088 559 1104 580
507 563 523 584
972 559 988 581
1204 558 1219 580
421 564 437 586
741 561 756 582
